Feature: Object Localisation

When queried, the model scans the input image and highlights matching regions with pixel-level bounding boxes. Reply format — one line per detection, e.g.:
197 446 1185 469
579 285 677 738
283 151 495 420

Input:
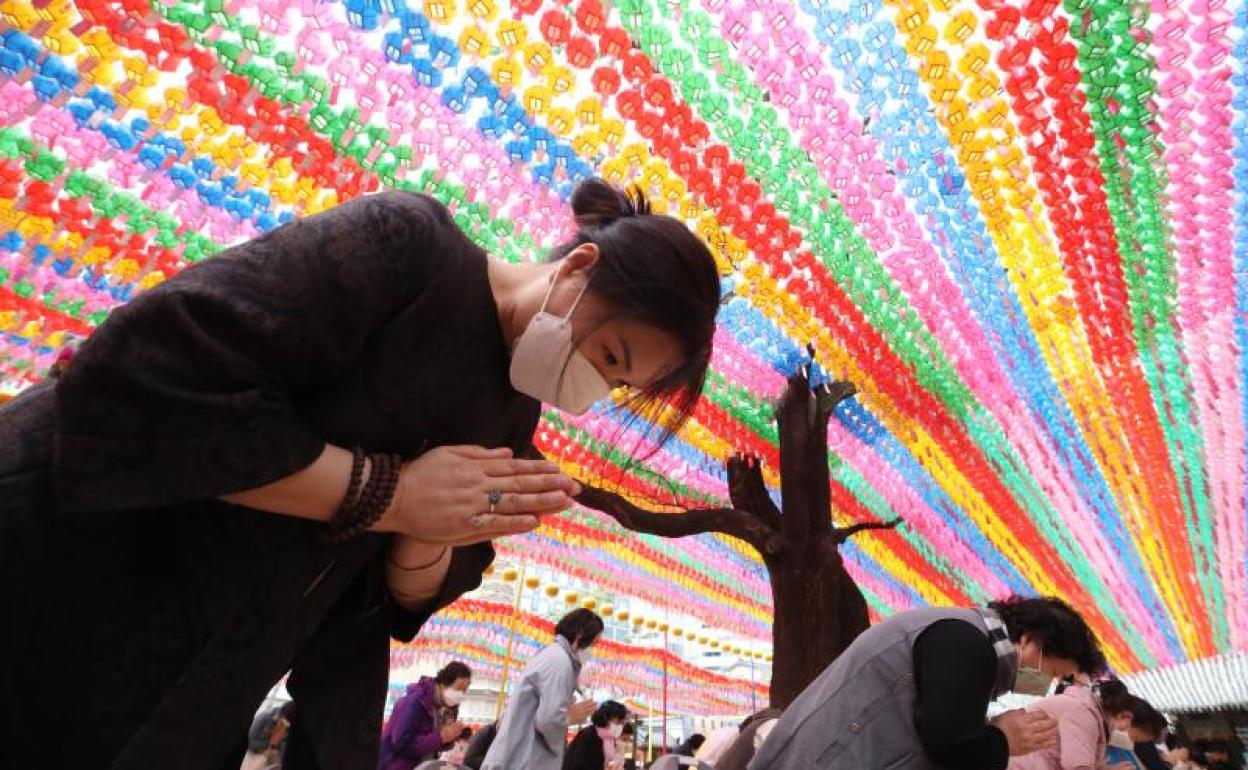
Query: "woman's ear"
563 243 600 276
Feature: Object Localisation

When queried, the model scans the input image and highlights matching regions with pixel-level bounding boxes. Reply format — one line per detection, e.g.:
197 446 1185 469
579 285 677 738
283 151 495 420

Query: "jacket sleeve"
53 191 449 514
913 620 1010 770
389 543 495 641
534 658 576 755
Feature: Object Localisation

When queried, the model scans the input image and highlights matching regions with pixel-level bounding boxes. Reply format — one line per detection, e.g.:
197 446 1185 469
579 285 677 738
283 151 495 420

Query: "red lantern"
566 35 596 69
575 0 606 34
591 66 621 97
615 89 644 120
622 50 653 81
539 10 571 45
598 27 630 59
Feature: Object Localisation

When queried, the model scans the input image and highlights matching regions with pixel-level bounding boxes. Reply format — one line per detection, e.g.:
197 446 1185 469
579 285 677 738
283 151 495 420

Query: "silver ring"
487 489 503 514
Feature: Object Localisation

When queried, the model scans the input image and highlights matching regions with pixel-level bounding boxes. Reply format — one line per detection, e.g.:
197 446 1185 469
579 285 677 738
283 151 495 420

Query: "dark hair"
989 596 1106 675
621 723 635 737
591 700 629 727
1097 679 1133 715
1125 695 1168 739
551 178 721 445
688 734 706 750
555 608 605 647
459 726 473 740
436 661 472 686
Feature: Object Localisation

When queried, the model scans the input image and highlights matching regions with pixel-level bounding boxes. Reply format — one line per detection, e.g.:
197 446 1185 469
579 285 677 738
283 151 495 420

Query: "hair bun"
570 178 651 229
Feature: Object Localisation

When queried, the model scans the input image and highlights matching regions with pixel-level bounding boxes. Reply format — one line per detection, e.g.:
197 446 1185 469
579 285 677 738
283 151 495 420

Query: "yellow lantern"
523 85 552 116
601 605 614 617
658 622 669 633
465 0 496 20
645 619 657 630
496 19 527 50
458 25 490 57
523 41 554 73
502 568 518 582
564 592 579 605
583 598 598 610
616 611 630 622
423 0 456 22
492 58 520 88
524 576 540 590
710 640 721 650
632 616 645 627
544 585 560 598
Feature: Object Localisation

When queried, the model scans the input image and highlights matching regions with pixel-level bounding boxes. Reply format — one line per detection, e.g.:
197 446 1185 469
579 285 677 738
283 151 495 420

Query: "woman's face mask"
1012 650 1056 697
441 686 467 707
509 266 611 415
608 723 625 738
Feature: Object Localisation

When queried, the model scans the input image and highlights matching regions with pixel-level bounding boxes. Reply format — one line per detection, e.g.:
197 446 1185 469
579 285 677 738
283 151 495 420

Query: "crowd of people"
242 600 1241 770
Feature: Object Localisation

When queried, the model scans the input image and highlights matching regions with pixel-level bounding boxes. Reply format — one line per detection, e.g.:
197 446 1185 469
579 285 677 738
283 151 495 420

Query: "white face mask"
608 723 625 738
442 687 466 707
1012 652 1055 697
576 645 593 663
509 266 611 416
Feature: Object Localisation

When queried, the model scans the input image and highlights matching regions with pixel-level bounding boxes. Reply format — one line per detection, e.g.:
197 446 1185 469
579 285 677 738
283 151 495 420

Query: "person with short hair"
1106 696 1169 770
380 661 473 770
461 721 498 770
1203 741 1239 770
483 608 604 770
750 596 1107 770
674 735 706 758
563 700 630 770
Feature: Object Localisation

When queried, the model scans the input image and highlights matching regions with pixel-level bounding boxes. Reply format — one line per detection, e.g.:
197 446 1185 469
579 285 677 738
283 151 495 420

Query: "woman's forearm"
386 538 452 609
222 443 356 522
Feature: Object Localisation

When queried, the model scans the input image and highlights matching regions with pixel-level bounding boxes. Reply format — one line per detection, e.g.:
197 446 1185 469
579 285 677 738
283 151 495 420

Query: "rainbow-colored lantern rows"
1 0 1246 707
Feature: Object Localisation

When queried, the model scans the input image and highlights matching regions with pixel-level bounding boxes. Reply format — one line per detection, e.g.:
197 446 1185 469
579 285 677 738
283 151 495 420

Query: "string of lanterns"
1 0 1245 701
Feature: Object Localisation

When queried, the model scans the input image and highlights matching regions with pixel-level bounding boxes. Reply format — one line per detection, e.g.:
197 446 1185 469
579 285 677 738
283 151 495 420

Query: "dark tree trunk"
765 546 869 708
572 365 899 710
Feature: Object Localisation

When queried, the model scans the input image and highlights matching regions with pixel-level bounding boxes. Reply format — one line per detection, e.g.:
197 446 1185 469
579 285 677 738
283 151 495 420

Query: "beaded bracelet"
325 451 403 543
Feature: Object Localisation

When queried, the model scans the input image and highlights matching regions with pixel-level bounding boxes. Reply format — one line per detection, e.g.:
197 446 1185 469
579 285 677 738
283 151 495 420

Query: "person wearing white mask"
751 596 1107 770
563 701 630 770
380 662 473 770
484 609 603 770
1 178 720 767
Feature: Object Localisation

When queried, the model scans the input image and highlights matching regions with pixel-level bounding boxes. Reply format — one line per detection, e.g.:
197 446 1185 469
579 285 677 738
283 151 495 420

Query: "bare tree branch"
815 380 857 423
832 517 903 544
574 483 776 553
727 453 782 532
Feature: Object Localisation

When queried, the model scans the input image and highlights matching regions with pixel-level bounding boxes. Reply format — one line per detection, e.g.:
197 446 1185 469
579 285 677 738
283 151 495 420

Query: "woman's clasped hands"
377 445 580 544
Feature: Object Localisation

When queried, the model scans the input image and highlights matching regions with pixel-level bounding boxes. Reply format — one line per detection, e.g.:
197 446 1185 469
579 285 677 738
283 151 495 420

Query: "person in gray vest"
750 596 1107 770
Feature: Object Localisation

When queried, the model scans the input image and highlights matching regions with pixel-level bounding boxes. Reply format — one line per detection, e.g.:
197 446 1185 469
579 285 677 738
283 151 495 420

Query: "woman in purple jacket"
380 662 472 770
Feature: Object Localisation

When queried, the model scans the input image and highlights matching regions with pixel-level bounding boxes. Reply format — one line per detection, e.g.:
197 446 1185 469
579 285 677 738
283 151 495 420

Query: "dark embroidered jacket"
0 192 540 770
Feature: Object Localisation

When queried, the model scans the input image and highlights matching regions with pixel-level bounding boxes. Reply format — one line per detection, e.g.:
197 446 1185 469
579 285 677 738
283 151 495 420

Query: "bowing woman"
0 179 721 770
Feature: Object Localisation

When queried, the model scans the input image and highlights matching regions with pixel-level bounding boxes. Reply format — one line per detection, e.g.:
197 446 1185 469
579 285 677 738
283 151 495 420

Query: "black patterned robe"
0 192 540 770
